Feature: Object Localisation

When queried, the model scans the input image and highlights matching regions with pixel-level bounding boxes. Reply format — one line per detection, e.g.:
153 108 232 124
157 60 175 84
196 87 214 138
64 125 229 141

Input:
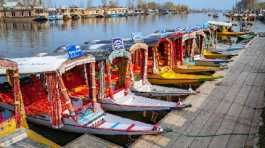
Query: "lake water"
0 13 232 58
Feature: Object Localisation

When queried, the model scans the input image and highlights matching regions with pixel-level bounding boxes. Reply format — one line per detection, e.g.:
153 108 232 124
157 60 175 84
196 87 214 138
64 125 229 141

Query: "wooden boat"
214 44 245 52
147 66 222 85
176 31 224 73
5 54 162 135
0 59 59 147
84 40 190 111
208 21 246 37
128 42 196 97
191 55 230 67
237 34 256 43
203 49 236 59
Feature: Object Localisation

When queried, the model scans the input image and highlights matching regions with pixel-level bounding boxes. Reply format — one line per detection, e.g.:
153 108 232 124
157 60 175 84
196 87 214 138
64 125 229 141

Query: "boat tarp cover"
207 21 232 27
1 55 95 74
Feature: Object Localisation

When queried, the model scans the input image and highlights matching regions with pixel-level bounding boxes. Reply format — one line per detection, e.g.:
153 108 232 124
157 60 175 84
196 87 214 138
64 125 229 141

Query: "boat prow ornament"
65 45 85 59
112 38 125 51
132 32 144 43
109 38 131 63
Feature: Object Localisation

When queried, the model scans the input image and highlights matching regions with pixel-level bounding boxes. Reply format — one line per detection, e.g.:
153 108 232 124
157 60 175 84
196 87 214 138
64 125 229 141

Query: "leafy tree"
127 0 134 9
146 2 159 10
109 0 119 8
137 0 146 9
255 2 265 9
162 1 175 10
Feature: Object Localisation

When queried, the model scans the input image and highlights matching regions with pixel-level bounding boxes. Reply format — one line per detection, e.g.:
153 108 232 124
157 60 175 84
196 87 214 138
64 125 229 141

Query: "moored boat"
237 34 256 43
5 54 163 135
83 39 191 111
208 21 246 36
128 42 196 97
144 34 222 86
0 59 59 147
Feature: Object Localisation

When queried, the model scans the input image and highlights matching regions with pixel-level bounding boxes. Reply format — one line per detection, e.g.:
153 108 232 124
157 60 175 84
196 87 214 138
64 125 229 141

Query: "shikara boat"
145 35 222 86
208 21 246 36
0 59 59 147
128 42 196 97
177 30 224 73
83 40 190 111
6 54 162 135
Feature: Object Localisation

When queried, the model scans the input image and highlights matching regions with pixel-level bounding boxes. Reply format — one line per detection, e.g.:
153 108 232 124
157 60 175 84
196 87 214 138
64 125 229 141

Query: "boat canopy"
2 55 95 75
207 21 232 27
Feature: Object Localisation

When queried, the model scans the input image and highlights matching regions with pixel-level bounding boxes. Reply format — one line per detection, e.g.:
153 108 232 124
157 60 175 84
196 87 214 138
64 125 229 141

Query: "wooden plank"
132 37 265 148
64 134 121 148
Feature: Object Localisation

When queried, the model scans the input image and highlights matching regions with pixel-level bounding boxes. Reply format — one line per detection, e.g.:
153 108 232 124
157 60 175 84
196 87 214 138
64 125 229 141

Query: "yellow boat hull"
173 65 222 74
203 50 233 59
0 118 17 138
148 67 223 85
217 31 246 36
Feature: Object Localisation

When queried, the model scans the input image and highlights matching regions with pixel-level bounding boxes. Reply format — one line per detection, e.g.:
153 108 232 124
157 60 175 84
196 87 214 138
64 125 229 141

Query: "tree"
101 0 107 8
162 1 175 10
146 2 159 10
109 0 119 8
137 0 146 9
127 0 134 9
255 2 265 9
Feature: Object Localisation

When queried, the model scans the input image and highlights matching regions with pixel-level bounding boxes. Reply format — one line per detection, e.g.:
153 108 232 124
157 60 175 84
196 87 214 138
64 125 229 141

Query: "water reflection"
0 13 243 58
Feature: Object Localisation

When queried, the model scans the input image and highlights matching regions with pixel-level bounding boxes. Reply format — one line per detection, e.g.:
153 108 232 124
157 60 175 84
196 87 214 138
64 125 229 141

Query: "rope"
162 128 258 138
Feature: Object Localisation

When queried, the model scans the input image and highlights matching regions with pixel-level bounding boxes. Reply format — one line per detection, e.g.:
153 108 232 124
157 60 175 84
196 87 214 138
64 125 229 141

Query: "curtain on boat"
45 72 63 129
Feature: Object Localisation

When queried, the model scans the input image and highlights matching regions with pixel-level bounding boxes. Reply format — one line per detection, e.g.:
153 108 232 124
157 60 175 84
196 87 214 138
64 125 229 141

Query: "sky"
46 0 236 10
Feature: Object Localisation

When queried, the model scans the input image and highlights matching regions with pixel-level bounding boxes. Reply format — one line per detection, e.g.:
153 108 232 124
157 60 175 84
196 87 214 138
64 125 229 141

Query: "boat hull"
217 32 246 36
172 65 221 74
100 91 179 112
27 114 161 136
147 68 223 85
203 50 234 59
132 82 195 97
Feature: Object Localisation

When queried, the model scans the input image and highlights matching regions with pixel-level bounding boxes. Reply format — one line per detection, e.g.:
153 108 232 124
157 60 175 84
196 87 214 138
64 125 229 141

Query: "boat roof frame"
2 54 95 75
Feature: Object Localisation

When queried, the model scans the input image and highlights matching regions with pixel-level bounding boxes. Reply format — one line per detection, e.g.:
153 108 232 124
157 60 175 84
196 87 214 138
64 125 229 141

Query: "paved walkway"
132 37 265 148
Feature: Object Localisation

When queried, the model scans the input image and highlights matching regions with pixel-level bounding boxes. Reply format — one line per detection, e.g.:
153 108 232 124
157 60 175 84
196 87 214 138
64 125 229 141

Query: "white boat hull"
100 90 185 112
132 81 195 97
26 104 162 135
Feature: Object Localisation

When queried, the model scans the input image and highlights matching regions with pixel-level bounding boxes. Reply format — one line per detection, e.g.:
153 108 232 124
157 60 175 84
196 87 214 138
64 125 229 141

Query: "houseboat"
69 7 82 20
1 2 48 22
47 8 63 21
81 8 104 18
58 8 71 20
6 52 163 135
0 59 59 147
104 7 128 17
145 9 159 15
134 9 144 15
